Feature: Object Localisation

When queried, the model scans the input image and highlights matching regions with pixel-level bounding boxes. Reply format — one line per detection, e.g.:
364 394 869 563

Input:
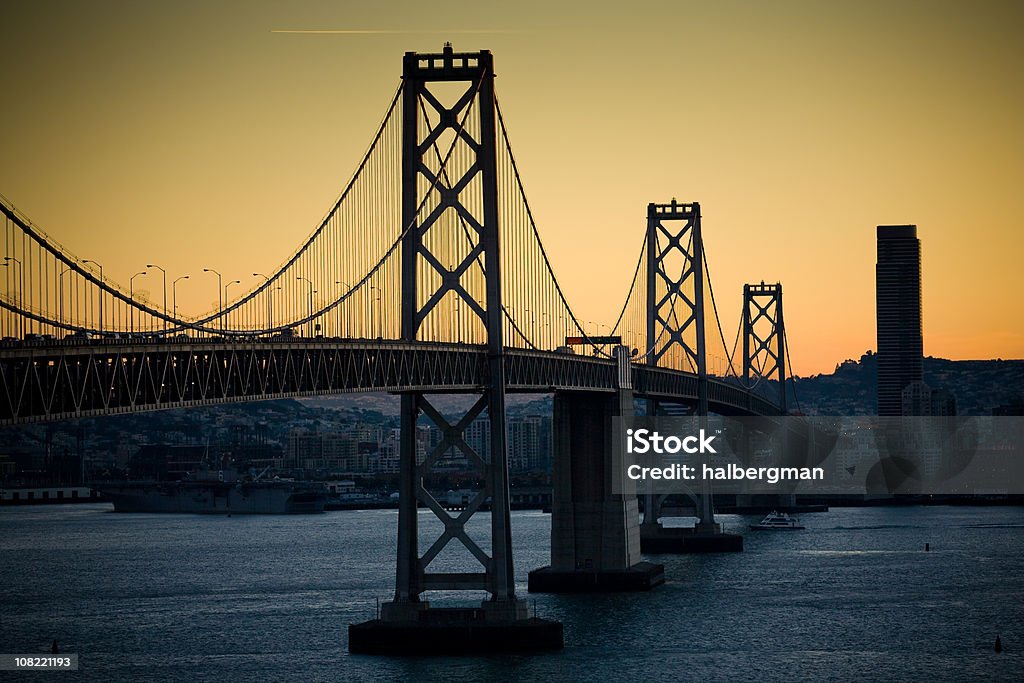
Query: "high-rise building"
901 381 956 417
876 225 923 416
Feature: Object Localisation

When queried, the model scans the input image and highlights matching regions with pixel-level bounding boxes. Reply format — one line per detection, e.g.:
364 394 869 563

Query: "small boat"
749 510 804 530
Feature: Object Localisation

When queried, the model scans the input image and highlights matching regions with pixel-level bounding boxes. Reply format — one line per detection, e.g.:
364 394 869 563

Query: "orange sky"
1 0 1021 375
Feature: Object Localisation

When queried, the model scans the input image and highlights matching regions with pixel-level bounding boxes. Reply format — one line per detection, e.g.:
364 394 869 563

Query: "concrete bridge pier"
529 348 664 592
638 402 744 553
639 489 744 553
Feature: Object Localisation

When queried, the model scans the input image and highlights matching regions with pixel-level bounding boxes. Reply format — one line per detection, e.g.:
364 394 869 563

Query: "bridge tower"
645 200 708 379
349 45 561 654
639 201 742 552
738 281 795 510
743 282 787 412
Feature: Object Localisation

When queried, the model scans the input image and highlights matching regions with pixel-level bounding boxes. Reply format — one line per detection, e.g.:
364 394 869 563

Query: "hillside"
786 352 1024 415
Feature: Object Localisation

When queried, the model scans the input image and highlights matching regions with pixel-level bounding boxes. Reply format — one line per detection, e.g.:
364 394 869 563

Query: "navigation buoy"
925 543 930 552
51 639 59 654
995 635 1003 653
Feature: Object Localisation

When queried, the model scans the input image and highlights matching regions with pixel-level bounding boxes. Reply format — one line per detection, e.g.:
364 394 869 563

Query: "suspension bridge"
1 45 801 654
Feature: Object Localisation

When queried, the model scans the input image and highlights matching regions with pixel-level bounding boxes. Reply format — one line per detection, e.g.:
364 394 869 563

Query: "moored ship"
99 467 326 514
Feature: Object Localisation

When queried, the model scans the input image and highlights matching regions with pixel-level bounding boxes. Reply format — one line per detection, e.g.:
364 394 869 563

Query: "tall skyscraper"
876 225 923 415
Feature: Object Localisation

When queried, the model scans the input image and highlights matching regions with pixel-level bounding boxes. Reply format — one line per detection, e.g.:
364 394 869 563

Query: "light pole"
253 273 272 332
601 323 613 355
81 259 103 336
202 268 222 332
272 286 282 333
271 285 282 333
525 308 536 345
297 276 315 337
335 280 352 337
59 267 72 329
129 270 147 335
370 285 382 339
146 264 167 334
225 280 241 332
3 257 23 338
172 275 189 329
454 296 462 343
446 264 454 344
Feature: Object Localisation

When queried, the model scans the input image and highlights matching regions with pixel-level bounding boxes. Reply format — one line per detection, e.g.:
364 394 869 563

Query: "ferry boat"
749 510 805 530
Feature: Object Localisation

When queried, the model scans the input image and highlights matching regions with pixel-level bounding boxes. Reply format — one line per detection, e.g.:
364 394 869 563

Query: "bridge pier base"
349 600 563 655
639 523 744 553
529 383 664 593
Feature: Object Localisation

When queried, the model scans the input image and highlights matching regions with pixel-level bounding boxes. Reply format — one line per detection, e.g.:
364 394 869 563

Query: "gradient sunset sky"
1 0 1021 375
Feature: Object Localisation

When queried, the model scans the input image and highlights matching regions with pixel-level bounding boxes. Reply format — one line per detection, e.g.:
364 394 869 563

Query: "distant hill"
785 352 1024 415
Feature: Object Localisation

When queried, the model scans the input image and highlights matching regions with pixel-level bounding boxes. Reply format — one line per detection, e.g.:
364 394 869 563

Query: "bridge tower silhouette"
634 201 742 551
737 281 796 510
645 201 708 380
395 43 513 611
743 282 787 412
350 44 563 654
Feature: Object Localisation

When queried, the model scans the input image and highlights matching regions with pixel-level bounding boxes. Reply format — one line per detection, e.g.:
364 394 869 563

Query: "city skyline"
1 1 1022 374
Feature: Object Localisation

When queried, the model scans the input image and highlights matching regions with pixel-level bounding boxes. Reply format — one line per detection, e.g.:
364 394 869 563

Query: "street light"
225 279 242 332
129 270 147 334
81 259 103 336
172 275 189 328
3 257 23 338
448 264 456 342
202 268 223 331
370 285 382 339
59 267 72 329
335 280 352 337
271 285 283 334
146 263 167 334
253 273 272 332
454 296 462 343
297 276 315 337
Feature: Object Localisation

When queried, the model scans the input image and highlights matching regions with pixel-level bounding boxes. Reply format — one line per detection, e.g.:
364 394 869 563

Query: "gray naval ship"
100 466 327 514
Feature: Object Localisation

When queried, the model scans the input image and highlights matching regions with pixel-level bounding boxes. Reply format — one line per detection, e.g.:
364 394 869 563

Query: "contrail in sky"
271 29 527 35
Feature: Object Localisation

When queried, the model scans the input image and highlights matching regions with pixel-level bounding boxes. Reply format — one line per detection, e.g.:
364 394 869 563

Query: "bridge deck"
0 339 779 424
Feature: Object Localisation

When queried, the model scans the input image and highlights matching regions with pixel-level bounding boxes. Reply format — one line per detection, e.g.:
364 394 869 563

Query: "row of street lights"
3 255 381 338
122 267 330 335
99 265 328 336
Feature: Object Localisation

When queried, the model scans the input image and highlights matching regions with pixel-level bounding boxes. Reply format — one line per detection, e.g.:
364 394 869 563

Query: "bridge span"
0 338 779 425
